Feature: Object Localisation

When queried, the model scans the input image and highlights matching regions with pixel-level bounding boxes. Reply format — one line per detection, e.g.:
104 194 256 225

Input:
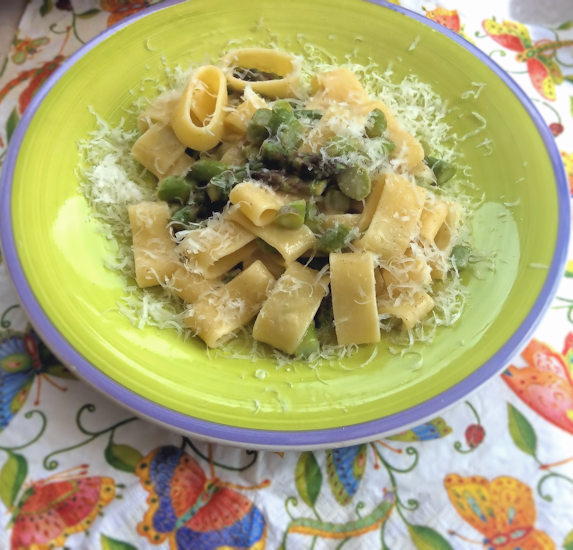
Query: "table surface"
0 1 572 549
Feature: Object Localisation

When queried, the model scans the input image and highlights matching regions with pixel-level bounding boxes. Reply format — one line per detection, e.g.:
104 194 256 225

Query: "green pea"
365 108 387 138
451 245 471 269
324 189 351 213
157 176 193 203
380 139 395 156
324 136 363 158
308 179 327 196
247 108 273 144
188 159 227 183
245 155 264 174
206 184 223 202
171 204 200 226
336 167 371 200
295 322 320 358
425 156 456 185
269 100 295 133
242 143 262 162
295 109 323 120
277 119 303 153
260 139 287 167
231 163 250 181
207 170 238 201
317 224 353 253
305 201 325 233
276 200 306 229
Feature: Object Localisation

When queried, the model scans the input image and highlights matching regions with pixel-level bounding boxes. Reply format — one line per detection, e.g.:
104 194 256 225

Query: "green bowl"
0 0 569 449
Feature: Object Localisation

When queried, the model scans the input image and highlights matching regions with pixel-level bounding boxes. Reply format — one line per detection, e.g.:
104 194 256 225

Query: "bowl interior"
8 0 560 432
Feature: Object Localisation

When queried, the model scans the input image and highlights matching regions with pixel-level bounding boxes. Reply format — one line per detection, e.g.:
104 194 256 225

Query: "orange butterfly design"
482 19 573 101
424 7 461 33
100 0 154 27
502 336 573 434
444 474 555 549
8 465 116 550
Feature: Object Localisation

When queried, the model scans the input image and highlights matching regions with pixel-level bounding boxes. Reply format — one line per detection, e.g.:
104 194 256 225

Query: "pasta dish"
82 47 471 360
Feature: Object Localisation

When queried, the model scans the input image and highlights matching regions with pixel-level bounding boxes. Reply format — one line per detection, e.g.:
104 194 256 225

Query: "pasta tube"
185 261 275 348
253 262 328 354
222 48 300 98
229 181 285 227
128 201 179 288
171 65 228 151
330 252 380 345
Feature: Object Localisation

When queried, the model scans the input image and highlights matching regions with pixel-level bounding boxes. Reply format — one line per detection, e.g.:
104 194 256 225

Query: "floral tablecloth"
1 1 573 549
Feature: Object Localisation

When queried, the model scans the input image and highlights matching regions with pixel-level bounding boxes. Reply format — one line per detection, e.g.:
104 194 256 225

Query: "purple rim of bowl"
0 0 570 448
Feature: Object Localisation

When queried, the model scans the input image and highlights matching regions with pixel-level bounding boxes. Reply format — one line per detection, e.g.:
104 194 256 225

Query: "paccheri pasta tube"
113 47 469 357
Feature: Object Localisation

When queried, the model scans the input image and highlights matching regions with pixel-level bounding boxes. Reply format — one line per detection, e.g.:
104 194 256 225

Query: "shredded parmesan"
407 36 421 52
460 82 486 100
459 111 487 142
80 40 478 363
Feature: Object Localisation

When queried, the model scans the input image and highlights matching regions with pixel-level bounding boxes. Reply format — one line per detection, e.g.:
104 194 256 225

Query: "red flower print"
0 57 64 114
100 0 152 27
0 32 69 116
11 36 50 65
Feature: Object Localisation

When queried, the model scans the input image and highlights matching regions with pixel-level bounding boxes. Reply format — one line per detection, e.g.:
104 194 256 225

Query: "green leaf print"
46 364 76 379
104 443 143 473
39 0 53 17
326 445 367 505
6 109 19 143
507 403 537 457
408 524 454 550
557 20 573 30
284 498 393 541
77 9 101 19
564 529 573 550
0 452 28 508
295 451 322 507
100 534 137 550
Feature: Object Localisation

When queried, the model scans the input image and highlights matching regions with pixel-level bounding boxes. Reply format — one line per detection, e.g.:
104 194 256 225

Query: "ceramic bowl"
0 0 569 449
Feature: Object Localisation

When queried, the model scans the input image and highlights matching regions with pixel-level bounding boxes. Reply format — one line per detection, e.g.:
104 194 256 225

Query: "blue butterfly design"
326 444 367 505
326 418 453 505
0 329 69 431
136 445 268 549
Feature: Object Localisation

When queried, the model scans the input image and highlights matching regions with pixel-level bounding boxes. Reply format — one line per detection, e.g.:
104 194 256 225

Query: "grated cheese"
460 82 486 100
80 40 478 363
459 111 487 142
407 36 421 52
